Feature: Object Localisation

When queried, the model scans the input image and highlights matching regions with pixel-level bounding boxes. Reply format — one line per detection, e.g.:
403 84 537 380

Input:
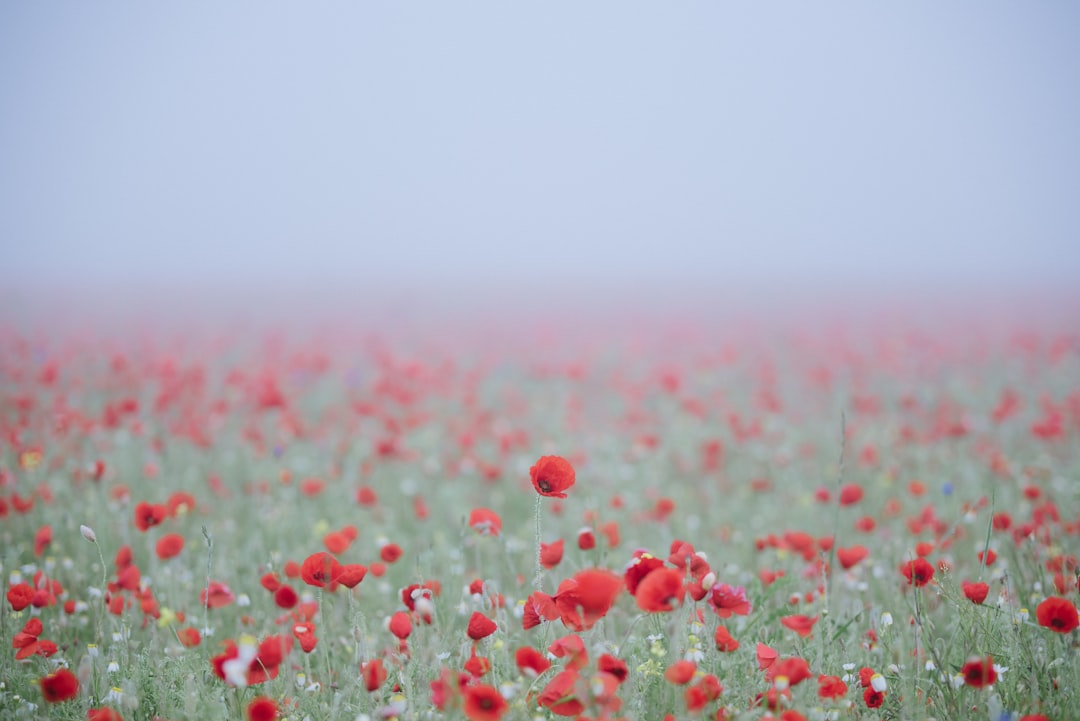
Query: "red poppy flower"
553 569 622 630
463 683 508 721
522 591 559 630
714 625 740 652
514 646 551 678
323 531 351 554
380 543 403 563
39 668 79 702
464 651 491 677
756 642 779 670
362 658 387 691
634 566 685 612
665 660 697 685
530 455 576 498
467 611 498 640
247 696 279 721
962 581 990 605
780 614 819 638
33 525 52 556
333 564 368 589
389 611 412 640
538 669 584 716
200 581 235 608
624 552 665 594
87 708 124 721
7 582 33 611
836 545 868 569
708 583 752 618
134 501 167 532
767 657 812 687
817 674 848 699
177 626 201 647
300 552 341 588
838 483 863 505
540 539 564 569
1036 596 1079 634
155 533 185 560
863 688 885 708
548 633 589 670
274 585 298 609
961 656 997 687
900 558 935 587
598 653 628 683
469 508 502 536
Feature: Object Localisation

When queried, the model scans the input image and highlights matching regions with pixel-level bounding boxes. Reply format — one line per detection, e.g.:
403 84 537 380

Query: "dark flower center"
538 479 552 492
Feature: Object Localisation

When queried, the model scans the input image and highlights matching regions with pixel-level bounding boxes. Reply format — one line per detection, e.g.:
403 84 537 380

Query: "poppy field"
1 309 1078 721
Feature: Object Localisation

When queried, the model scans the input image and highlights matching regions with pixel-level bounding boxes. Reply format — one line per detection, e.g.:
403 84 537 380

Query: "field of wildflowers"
1 312 1077 721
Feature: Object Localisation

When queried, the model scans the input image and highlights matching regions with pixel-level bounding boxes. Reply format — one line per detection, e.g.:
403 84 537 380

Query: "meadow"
1 310 1077 721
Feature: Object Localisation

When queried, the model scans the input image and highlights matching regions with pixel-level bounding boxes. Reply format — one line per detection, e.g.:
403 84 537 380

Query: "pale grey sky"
2 2 1078 308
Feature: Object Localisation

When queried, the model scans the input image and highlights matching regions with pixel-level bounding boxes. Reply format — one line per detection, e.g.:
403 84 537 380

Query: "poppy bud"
81 525 97 543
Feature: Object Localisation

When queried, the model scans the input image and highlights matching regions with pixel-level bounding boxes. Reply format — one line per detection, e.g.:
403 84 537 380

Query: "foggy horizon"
2 2 1079 324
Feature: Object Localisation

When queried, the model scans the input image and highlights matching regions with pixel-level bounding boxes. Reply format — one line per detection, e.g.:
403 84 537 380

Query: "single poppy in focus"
530 455 576 498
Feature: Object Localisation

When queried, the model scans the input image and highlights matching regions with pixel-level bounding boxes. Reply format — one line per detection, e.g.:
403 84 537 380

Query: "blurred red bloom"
540 539 564 569
838 483 863 505
87 708 124 721
134 501 167 532
362 658 387 691
469 508 502 536
1036 596 1079 633
200 581 235 609
530 455 576 499
247 697 279 721
961 656 997 687
177 627 201 647
714 625 740 652
634 566 685 612
538 669 584 716
781 615 819 637
7 583 33 611
155 534 185 560
300 552 341 588
962 581 990 605
900 558 935 587
554 569 622 630
39 668 79 702
664 660 697 685
864 688 885 708
708 583 752 618
818 674 848 699
467 611 497 640
514 646 551 677
463 683 508 721
389 611 412 640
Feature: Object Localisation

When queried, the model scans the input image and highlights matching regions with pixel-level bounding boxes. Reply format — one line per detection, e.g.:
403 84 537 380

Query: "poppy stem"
534 494 543 590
